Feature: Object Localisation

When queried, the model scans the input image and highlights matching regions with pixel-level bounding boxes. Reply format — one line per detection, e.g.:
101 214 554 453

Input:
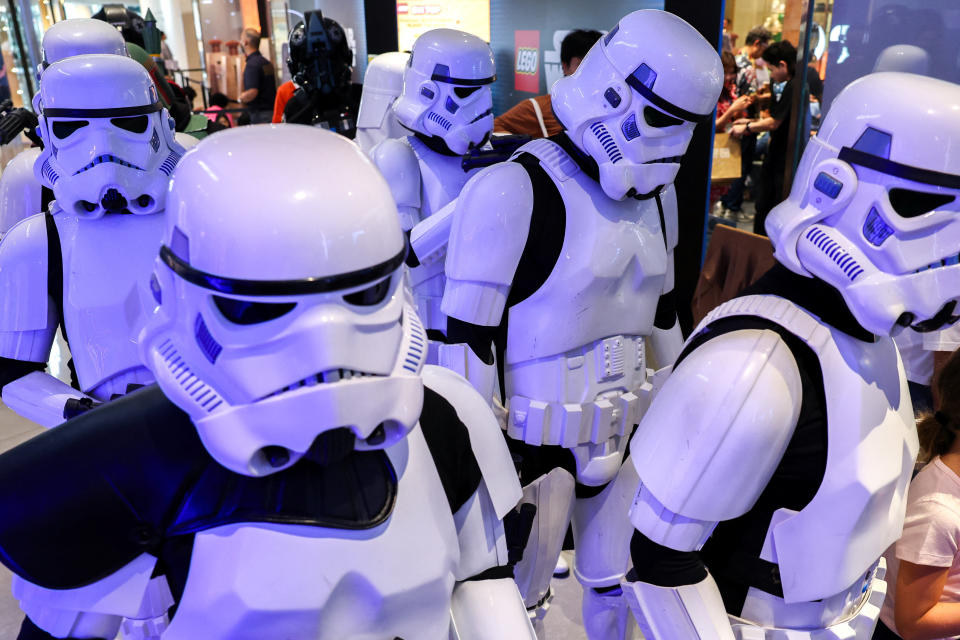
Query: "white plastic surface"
434 342 496 405
56 210 160 398
35 55 183 219
139 126 427 477
1 370 92 427
622 573 736 640
450 578 537 640
371 136 422 221
550 10 722 200
442 161 533 326
766 72 960 336
161 428 460 640
392 29 494 155
40 18 127 67
355 51 409 153
630 327 802 523
0 148 42 236
0 213 52 334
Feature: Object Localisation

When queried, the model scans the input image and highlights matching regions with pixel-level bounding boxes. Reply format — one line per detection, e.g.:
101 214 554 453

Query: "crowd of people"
0 8 958 640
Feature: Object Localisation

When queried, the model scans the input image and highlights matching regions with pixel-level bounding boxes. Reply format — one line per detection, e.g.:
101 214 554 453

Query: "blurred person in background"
875 349 960 639
493 29 602 138
237 27 276 124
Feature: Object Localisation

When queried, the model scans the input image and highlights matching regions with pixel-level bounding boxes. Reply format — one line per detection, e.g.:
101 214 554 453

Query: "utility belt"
726 559 886 639
505 332 654 448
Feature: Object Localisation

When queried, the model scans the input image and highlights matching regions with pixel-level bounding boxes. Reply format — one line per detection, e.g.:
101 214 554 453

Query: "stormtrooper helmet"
355 51 410 149
393 29 495 155
551 10 723 200
766 72 960 336
40 18 127 70
34 18 129 113
34 54 184 218
140 125 428 477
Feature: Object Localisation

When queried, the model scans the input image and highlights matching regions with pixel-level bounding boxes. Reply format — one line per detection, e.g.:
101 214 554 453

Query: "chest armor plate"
56 211 162 396
163 426 460 640
702 295 918 603
408 136 473 220
505 139 667 363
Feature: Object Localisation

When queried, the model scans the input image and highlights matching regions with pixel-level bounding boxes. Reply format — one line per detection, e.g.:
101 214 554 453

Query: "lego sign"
514 30 540 93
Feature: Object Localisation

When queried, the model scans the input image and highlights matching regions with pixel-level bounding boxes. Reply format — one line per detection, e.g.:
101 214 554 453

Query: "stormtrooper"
0 124 536 640
623 71 960 639
0 53 187 427
429 10 722 639
282 11 356 135
354 51 410 153
0 18 198 238
0 18 129 237
371 28 495 353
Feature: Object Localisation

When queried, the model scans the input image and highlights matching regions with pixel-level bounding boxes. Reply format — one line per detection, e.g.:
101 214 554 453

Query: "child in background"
876 349 960 639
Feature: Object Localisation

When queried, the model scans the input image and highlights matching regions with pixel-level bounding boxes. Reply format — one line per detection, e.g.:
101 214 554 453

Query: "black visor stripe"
43 102 162 118
430 74 496 86
160 245 407 296
839 147 960 191
624 75 711 124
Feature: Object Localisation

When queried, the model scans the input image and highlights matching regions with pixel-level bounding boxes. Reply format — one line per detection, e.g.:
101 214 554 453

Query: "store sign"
514 30 540 93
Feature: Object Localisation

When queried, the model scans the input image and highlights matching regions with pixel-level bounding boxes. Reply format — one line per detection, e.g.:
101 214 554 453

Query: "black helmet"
287 11 353 96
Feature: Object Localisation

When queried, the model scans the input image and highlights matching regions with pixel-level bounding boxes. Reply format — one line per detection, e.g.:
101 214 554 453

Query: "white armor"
766 72 960 336
551 10 722 201
354 51 409 153
0 148 41 237
1 125 540 639
437 12 722 639
0 54 182 425
627 296 915 637
624 73 957 640
392 29 495 156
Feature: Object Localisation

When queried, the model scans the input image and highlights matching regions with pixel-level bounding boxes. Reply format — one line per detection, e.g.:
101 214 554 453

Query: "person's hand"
733 118 752 126
730 123 748 138
730 95 754 112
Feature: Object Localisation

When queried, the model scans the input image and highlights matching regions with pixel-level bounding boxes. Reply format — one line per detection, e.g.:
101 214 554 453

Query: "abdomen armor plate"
57 212 161 399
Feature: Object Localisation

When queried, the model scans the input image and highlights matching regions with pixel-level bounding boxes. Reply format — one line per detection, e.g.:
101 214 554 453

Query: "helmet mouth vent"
74 153 144 175
101 188 128 214
259 369 383 401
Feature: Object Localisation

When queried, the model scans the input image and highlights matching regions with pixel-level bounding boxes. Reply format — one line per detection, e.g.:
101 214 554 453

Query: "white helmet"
34 18 129 113
551 10 723 200
40 18 127 69
393 29 495 155
139 125 428 477
766 72 960 336
34 54 184 218
355 51 410 150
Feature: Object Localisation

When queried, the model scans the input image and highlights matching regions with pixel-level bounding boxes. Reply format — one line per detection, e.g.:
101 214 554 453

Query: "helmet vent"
160 149 182 176
426 111 453 131
157 338 223 412
40 158 59 185
194 314 223 364
590 122 623 164
805 227 865 281
621 114 640 141
403 310 426 373
863 207 894 247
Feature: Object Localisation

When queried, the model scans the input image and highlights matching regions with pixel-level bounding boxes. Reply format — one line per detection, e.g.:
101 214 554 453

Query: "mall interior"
0 0 958 639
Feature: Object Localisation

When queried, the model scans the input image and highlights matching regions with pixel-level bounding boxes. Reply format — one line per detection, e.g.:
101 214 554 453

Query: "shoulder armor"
630 328 802 525
422 365 522 518
0 213 51 332
371 136 422 211
510 138 580 182
442 162 534 326
0 148 42 236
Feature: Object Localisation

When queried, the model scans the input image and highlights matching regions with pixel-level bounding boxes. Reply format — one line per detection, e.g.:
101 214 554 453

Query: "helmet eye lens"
111 115 149 134
888 188 955 218
213 296 297 325
343 278 391 306
454 86 481 99
643 106 683 129
52 120 89 139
